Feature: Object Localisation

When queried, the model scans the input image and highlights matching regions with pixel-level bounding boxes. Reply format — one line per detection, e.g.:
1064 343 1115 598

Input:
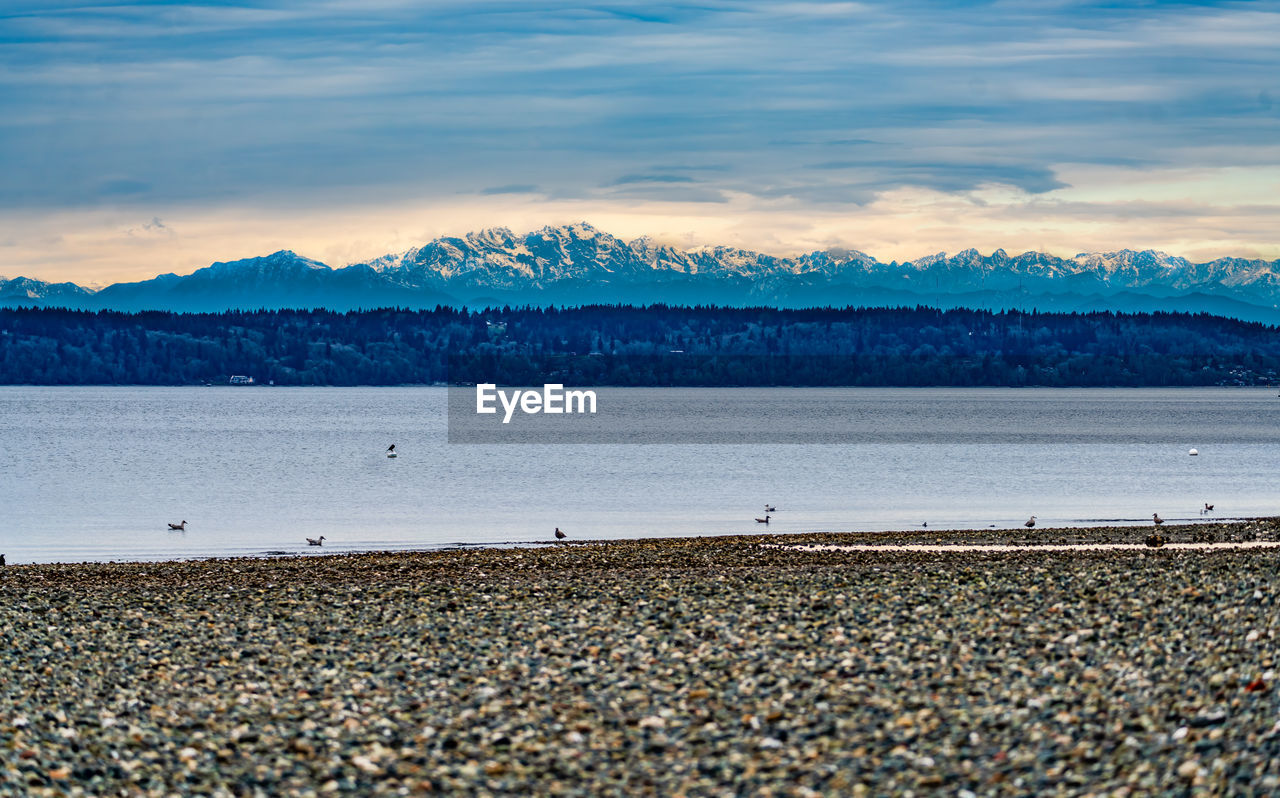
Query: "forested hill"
1 305 1278 387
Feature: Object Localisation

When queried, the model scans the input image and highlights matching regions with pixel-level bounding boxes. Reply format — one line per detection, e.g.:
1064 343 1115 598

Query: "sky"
1 0 1278 284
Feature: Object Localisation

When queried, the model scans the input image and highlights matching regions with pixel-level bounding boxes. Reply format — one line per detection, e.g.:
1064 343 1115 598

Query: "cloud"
97 178 151 197
0 1 1276 281
479 184 539 195
603 185 729 203
801 161 1068 195
5 161 1278 286
609 174 697 185
121 215 175 240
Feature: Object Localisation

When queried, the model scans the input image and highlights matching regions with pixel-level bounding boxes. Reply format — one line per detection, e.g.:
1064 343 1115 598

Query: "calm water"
1 386 1278 563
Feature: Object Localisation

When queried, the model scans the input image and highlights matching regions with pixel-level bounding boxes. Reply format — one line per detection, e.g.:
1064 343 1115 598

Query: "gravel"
2 519 1279 796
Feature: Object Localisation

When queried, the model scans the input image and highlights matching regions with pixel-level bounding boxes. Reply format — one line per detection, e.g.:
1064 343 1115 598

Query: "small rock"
1188 711 1228 728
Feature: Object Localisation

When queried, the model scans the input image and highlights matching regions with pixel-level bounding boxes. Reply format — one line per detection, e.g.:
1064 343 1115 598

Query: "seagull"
167 520 187 531
755 515 771 524
765 504 776 513
306 536 326 546
554 527 566 540
1152 513 1164 526
1024 516 1037 529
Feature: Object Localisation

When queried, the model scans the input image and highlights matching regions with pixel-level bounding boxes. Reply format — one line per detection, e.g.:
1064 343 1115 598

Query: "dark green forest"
1 305 1278 386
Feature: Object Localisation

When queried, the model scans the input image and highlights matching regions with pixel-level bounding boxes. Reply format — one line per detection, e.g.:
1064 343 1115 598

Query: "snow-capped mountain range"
4 222 1280 322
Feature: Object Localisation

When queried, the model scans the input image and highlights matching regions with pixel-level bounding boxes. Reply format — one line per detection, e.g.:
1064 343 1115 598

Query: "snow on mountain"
3 224 1280 319
88 250 449 313
0 275 97 306
344 223 1280 308
201 250 331 278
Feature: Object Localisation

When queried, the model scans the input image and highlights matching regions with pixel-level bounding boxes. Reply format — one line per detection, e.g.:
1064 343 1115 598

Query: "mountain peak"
537 221 602 239
1 274 98 303
467 227 516 247
8 223 1280 320
911 251 949 268
195 251 332 284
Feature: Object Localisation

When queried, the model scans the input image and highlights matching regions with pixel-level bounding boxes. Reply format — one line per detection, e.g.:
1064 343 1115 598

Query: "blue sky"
2 0 1278 282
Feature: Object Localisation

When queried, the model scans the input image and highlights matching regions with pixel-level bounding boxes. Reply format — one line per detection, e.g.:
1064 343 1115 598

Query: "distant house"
229 375 255 385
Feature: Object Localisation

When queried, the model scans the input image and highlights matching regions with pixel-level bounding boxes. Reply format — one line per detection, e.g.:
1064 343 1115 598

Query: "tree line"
1 305 1277 386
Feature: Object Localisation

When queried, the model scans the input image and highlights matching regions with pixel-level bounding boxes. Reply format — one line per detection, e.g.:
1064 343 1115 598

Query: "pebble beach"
3 519 1280 796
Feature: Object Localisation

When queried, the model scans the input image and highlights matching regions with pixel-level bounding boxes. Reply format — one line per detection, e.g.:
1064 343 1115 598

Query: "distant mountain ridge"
4 222 1280 322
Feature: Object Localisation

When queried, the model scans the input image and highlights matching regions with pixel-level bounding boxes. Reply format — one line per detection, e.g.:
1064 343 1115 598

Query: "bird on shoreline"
306 536 326 546
1153 513 1164 526
755 515 771 524
1024 516 1037 529
167 520 187 531
0 554 5 566
555 527 566 540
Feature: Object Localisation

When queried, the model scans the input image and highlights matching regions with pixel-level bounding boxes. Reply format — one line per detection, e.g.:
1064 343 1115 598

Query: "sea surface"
1 386 1278 563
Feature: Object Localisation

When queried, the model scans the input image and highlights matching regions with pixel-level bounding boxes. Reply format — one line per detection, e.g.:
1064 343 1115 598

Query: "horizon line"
6 220 1280 287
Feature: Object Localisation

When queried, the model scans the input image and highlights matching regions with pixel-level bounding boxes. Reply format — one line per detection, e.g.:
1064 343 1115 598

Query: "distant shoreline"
4 517 1275 567
4 305 1280 387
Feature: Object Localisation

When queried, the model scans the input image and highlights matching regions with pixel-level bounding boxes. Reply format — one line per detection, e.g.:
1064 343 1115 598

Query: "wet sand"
2 519 1279 796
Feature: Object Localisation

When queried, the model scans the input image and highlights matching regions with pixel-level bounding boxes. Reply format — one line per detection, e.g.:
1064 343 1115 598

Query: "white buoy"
1189 448 1199 456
